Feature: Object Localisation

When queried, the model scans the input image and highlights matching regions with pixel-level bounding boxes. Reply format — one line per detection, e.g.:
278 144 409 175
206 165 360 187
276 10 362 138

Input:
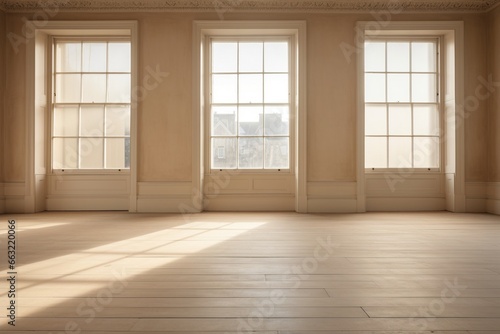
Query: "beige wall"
489 6 500 182
0 9 5 183
4 14 24 182
307 14 358 181
1 11 493 185
464 14 489 182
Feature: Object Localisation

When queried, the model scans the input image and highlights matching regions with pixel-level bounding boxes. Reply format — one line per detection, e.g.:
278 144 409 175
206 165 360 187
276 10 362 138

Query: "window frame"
363 35 444 173
49 36 132 173
193 21 308 213
355 20 466 213
206 35 295 173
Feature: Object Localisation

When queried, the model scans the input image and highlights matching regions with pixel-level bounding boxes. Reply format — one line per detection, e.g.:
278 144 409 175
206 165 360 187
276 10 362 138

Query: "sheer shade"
52 40 131 170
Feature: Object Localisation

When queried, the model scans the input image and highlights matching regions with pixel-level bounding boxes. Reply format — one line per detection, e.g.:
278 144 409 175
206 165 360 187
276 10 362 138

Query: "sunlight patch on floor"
7 220 267 318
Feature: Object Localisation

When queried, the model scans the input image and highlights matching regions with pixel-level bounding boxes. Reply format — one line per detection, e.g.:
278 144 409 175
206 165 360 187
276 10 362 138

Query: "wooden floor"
1 211 500 333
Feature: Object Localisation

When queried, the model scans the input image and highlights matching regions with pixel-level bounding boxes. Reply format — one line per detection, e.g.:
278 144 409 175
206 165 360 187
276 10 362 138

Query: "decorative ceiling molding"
0 0 499 13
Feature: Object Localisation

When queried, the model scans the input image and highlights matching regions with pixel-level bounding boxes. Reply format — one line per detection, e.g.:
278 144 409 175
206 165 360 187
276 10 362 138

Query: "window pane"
53 138 78 169
365 105 387 135
56 74 81 103
106 138 129 169
212 106 237 136
388 104 412 135
387 42 410 72
53 39 131 171
80 138 104 168
212 74 237 103
106 106 130 136
412 74 437 102
108 42 131 72
82 74 106 103
239 106 263 136
364 39 440 170
364 41 385 72
82 43 107 72
239 137 263 169
212 137 237 169
412 42 436 73
365 74 385 102
414 137 439 168
264 74 288 103
209 39 291 171
53 106 79 136
387 74 410 102
108 74 131 102
212 42 237 73
239 42 263 73
264 106 289 136
264 42 288 72
413 104 439 135
81 106 104 136
265 137 289 169
239 74 263 103
365 137 387 168
388 137 412 168
56 42 81 72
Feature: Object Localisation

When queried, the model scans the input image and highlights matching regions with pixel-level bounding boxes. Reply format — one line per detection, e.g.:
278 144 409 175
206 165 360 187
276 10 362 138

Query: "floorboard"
0 211 499 332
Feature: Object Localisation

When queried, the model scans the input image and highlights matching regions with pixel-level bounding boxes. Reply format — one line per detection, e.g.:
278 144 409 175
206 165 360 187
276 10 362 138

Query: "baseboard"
307 181 357 212
136 181 196 212
465 182 487 213
47 174 130 211
366 197 446 211
47 196 129 211
487 199 500 215
307 198 358 212
204 194 294 211
487 182 500 215
365 173 445 211
137 196 196 213
3 182 26 213
0 183 4 213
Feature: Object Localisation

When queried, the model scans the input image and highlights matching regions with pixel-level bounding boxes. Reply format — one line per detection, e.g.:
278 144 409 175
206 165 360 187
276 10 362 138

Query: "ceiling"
0 0 499 13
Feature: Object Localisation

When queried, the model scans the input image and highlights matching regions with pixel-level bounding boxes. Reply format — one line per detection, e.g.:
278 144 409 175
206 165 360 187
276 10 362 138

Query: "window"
364 39 440 169
52 39 131 170
209 38 291 170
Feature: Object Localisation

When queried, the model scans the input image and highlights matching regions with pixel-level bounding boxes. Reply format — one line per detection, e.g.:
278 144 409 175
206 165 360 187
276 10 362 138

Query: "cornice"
0 0 498 13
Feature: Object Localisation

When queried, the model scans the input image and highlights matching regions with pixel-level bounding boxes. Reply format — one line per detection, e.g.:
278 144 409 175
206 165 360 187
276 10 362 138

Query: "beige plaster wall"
489 6 500 182
4 14 24 182
0 9 5 183
464 14 489 182
1 11 491 184
306 14 358 181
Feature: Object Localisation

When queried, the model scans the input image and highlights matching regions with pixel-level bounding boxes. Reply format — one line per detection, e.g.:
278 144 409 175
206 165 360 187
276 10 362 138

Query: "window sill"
210 169 291 174
52 169 130 175
365 168 441 174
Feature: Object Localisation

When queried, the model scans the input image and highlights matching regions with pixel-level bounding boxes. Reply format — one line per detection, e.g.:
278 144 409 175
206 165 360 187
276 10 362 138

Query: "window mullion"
385 41 389 168
409 41 414 168
262 41 266 169
103 42 109 169
236 41 240 169
77 41 84 169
